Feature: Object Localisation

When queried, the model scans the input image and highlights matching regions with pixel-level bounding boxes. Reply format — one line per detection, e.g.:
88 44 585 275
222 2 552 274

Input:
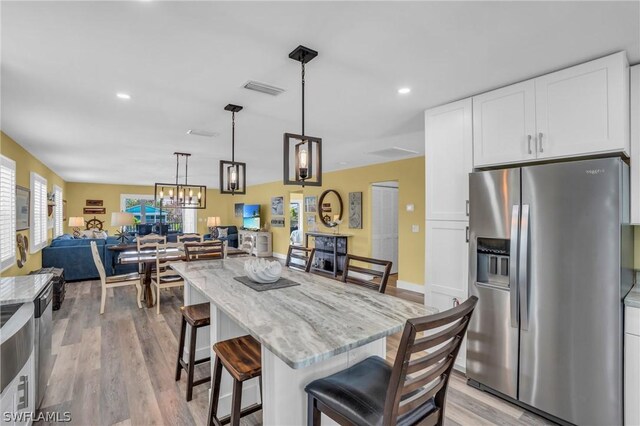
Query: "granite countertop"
625 285 640 309
0 274 53 306
172 259 436 369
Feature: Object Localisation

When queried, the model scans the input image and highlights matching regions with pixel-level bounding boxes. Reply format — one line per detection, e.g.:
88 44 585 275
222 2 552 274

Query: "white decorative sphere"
244 258 283 284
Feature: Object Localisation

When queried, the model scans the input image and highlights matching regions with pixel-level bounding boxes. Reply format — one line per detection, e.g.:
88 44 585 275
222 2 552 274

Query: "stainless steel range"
467 157 633 425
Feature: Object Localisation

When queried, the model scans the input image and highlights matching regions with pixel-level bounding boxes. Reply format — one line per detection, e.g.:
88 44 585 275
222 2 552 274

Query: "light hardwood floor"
35 274 553 426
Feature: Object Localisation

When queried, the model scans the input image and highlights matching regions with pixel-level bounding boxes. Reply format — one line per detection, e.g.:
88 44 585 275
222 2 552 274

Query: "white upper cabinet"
472 52 629 169
425 98 473 221
631 64 640 224
473 81 536 167
535 52 629 159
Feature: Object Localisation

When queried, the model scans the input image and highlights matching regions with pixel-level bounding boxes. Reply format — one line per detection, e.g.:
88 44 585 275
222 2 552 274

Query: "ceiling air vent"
368 147 419 158
243 80 285 96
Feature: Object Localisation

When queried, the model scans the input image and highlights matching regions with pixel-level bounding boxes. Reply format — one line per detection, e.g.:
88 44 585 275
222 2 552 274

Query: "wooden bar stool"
208 335 262 426
175 303 212 401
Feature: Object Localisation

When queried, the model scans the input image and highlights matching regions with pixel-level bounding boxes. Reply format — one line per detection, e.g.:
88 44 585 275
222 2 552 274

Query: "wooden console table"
304 232 351 278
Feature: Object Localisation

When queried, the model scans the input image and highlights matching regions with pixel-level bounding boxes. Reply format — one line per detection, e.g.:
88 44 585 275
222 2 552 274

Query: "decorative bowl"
244 258 283 284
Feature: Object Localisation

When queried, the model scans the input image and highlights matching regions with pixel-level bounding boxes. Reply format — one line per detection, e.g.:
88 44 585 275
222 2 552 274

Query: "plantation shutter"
53 185 63 237
0 155 16 271
30 172 48 252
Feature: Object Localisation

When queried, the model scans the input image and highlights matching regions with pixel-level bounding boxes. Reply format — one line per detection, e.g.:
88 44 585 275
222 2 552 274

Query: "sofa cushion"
218 228 228 238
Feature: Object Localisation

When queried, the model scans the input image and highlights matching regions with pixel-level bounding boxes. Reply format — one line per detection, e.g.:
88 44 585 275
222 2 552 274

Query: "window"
53 185 63 238
0 155 16 272
183 208 197 234
30 172 48 253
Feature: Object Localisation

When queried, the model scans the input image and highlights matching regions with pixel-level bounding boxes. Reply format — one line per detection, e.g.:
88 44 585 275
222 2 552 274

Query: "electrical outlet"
412 224 419 233
406 204 414 212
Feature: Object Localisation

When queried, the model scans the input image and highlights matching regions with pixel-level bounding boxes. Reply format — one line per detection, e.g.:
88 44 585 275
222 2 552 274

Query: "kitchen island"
171 259 436 426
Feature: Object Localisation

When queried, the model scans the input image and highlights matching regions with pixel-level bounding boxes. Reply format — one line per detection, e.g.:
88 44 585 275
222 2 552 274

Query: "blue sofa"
42 235 137 281
204 225 238 248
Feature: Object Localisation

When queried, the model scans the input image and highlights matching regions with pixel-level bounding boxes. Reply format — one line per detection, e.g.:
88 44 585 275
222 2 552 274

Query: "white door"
371 184 399 274
473 80 537 167
425 220 469 369
535 52 629 160
425 98 473 221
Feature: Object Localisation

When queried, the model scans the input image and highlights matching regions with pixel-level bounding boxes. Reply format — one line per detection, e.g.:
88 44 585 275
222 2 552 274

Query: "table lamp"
207 216 221 236
68 217 85 238
112 212 135 244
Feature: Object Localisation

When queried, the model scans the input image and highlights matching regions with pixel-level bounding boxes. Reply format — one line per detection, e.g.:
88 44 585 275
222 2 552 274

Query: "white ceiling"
2 1 639 187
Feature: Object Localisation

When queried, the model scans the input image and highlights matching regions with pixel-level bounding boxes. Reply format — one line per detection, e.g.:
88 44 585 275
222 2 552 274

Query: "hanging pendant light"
154 152 207 210
220 104 246 195
284 45 322 187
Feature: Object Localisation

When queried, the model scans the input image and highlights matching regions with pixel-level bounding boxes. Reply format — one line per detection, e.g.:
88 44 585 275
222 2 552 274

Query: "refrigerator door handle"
509 205 520 328
519 204 530 331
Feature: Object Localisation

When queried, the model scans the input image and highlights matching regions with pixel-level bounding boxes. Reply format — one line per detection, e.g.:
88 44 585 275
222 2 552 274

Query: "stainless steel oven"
34 282 53 408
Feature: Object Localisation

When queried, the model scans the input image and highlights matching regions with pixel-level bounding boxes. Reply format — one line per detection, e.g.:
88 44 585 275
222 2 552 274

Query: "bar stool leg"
308 394 321 426
175 316 187 381
230 379 243 426
208 357 223 426
186 324 197 401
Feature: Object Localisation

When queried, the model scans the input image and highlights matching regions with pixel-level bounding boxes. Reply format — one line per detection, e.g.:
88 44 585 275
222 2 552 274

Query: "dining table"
171 258 437 426
118 246 186 308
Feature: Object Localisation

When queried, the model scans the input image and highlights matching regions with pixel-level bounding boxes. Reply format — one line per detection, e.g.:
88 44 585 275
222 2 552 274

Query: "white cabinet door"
535 52 629 159
425 98 473 221
473 80 536 167
425 220 469 370
625 332 640 426
631 65 640 224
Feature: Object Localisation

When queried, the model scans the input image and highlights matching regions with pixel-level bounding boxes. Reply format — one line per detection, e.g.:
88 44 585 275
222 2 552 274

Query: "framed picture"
348 192 363 229
83 207 106 215
322 203 332 213
270 217 285 228
271 196 284 216
304 196 317 213
16 186 30 231
234 203 244 218
86 199 103 207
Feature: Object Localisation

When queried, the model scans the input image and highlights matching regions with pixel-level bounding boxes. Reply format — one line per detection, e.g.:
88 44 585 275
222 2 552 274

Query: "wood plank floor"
35 275 553 426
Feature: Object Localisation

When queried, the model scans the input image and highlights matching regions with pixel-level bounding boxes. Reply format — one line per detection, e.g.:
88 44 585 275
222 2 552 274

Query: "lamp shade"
207 216 221 227
68 217 85 227
111 212 134 227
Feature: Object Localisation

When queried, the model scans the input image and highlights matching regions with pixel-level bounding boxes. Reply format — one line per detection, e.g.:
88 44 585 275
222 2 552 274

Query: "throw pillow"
217 227 228 238
92 230 108 239
80 229 94 239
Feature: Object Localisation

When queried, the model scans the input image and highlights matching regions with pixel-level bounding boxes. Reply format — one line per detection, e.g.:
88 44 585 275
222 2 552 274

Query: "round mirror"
317 190 343 228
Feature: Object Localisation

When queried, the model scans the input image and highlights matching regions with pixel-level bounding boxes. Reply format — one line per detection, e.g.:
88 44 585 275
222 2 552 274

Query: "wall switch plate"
412 224 419 233
406 204 414 212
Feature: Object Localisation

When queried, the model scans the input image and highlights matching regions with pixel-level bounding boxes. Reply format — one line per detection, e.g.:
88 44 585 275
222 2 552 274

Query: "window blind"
53 185 63 238
31 172 48 253
183 208 197 234
0 155 16 272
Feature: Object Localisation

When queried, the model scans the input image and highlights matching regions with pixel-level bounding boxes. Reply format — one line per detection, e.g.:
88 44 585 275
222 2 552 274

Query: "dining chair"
285 245 316 272
178 233 203 243
151 242 185 314
341 254 393 293
184 241 225 261
90 241 142 314
305 296 479 426
136 233 167 284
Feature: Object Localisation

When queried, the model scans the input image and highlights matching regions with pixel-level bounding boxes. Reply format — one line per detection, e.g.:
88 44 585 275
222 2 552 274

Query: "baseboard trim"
272 252 286 260
396 280 425 294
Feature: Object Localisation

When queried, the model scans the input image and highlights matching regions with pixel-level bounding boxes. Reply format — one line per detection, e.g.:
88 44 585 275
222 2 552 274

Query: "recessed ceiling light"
116 93 131 100
398 87 411 94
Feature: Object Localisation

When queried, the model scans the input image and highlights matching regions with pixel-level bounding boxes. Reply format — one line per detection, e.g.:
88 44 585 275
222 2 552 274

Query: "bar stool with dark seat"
208 335 262 426
175 302 212 401
305 296 478 426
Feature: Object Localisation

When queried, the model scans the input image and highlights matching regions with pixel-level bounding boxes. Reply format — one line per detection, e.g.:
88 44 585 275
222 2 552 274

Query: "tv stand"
238 230 272 257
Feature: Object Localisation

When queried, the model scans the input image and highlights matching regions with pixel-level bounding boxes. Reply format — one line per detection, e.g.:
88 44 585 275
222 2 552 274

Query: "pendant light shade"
220 104 247 195
283 45 322 187
154 152 207 209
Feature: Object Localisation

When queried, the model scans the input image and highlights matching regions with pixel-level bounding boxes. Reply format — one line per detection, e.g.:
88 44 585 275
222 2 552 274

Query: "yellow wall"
0 132 67 276
222 156 426 286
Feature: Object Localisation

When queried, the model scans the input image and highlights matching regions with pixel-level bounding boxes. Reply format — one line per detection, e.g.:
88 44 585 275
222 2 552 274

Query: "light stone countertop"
625 285 640 309
171 259 437 369
0 274 53 306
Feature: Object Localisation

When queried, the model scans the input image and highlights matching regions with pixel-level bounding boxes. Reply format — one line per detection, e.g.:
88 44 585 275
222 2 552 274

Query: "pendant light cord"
232 111 235 163
175 153 179 186
301 61 305 136
185 155 188 185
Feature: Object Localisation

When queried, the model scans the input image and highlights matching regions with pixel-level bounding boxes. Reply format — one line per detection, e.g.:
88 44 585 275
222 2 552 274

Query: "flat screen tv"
243 204 260 229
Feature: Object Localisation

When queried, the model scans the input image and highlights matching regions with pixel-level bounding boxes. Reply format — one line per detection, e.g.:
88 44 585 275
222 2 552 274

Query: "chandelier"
220 104 246 195
154 152 207 209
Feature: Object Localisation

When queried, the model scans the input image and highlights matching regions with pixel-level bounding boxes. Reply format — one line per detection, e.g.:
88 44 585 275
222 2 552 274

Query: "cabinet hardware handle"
465 226 470 243
527 135 532 154
466 200 470 216
17 375 28 410
453 297 460 307
538 132 544 153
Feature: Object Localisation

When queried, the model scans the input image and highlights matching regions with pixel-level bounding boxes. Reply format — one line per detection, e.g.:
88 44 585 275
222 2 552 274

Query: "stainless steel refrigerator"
466 157 633 425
